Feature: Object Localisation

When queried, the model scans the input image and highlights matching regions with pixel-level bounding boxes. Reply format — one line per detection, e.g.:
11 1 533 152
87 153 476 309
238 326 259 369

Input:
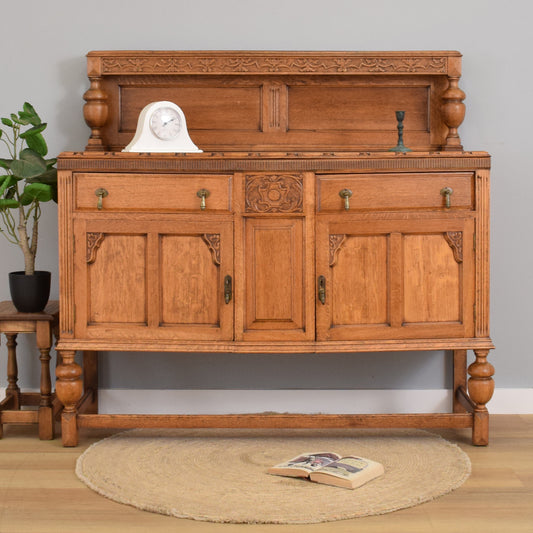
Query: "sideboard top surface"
58 150 490 172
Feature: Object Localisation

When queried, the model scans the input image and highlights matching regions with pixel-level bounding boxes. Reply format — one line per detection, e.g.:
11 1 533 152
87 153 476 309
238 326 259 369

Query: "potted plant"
0 102 57 312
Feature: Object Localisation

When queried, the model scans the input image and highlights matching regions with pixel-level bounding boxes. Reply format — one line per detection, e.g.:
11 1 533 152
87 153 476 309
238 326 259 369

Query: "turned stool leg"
38 346 54 439
55 350 83 447
468 349 495 446
6 333 20 409
36 322 54 440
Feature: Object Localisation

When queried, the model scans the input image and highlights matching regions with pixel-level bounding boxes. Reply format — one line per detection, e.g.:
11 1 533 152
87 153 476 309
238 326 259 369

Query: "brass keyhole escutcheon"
339 188 353 210
95 188 108 210
318 275 326 305
197 189 210 210
440 187 453 208
224 275 232 304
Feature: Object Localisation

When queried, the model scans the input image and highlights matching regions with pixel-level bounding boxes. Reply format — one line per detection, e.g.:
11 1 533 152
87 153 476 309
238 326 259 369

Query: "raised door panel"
329 234 389 327
86 232 148 326
403 234 461 324
159 233 222 329
316 218 474 341
242 217 311 341
74 219 233 341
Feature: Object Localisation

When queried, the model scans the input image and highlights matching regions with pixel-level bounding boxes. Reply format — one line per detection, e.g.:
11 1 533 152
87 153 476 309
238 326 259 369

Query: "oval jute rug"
75 428 471 524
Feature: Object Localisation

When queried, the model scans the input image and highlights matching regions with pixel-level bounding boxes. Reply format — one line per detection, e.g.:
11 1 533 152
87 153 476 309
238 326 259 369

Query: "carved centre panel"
245 174 303 213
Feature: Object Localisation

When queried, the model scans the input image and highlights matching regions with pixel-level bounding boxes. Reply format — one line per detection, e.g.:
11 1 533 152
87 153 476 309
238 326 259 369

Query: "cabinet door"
74 218 233 341
239 217 314 341
316 217 474 340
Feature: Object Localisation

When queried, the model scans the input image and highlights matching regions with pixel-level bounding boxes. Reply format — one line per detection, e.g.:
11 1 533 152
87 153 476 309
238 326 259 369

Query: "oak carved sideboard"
56 51 493 446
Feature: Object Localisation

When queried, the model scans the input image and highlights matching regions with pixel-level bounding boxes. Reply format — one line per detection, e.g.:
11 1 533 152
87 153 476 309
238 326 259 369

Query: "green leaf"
45 158 56 169
20 123 47 138
11 113 29 126
19 112 42 127
20 182 53 204
23 102 40 121
0 175 16 194
10 149 47 179
0 158 12 169
27 168 57 185
1 117 13 127
0 198 19 209
24 131 48 156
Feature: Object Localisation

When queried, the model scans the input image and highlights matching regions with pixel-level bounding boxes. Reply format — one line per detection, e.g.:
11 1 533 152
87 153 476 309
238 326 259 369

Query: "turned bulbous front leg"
468 349 494 445
55 350 83 446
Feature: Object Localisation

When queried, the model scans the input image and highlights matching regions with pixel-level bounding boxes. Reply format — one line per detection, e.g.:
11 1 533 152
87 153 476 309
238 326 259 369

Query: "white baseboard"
2 387 531 414
97 388 533 415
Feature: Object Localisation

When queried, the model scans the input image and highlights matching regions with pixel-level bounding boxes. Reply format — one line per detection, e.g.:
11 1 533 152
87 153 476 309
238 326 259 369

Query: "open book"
268 451 384 489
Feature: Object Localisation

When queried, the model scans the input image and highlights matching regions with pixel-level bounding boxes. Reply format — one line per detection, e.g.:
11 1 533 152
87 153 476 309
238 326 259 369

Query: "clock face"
149 106 182 140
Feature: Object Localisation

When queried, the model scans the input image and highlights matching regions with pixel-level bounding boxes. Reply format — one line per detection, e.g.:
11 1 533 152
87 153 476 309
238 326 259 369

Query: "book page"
315 456 371 479
270 452 341 473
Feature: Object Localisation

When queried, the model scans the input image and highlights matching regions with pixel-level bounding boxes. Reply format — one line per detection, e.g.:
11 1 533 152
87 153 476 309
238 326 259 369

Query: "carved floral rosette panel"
245 174 303 213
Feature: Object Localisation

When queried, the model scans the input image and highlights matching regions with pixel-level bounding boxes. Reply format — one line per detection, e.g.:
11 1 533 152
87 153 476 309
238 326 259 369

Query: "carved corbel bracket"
329 234 346 266
83 77 109 151
444 231 463 263
202 234 221 265
86 233 105 264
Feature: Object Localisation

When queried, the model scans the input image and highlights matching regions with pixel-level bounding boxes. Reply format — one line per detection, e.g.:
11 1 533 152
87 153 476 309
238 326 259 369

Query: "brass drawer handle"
95 188 108 210
318 275 326 305
339 188 353 210
197 189 210 210
440 187 454 208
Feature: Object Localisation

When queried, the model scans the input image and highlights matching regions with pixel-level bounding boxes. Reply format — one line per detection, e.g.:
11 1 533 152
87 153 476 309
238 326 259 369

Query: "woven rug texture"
75 428 471 524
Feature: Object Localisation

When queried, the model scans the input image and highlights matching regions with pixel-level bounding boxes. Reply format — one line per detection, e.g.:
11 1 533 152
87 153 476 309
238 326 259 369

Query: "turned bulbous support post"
56 350 83 446
468 349 494 446
83 76 108 151
441 76 466 151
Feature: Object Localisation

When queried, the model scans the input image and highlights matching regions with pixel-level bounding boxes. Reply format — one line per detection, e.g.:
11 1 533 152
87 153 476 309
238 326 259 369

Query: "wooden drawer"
316 173 474 212
74 173 232 212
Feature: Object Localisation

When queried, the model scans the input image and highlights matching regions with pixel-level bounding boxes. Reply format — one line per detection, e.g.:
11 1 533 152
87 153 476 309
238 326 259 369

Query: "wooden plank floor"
0 415 532 533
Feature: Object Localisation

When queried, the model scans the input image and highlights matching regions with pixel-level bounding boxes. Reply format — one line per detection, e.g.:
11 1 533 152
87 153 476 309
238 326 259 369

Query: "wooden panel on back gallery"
119 84 262 133
288 85 429 132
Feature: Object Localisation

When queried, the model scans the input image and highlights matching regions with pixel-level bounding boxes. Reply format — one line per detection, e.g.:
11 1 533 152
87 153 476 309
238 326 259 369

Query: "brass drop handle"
197 189 210 210
339 188 353 210
224 275 232 304
318 275 326 305
95 188 108 210
440 187 453 208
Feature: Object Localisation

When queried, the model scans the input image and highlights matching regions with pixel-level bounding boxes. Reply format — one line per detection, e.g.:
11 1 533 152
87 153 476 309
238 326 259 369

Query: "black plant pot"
9 270 51 313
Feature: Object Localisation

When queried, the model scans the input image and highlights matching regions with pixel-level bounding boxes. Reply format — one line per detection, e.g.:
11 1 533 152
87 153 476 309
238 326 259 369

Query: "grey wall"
1 0 531 393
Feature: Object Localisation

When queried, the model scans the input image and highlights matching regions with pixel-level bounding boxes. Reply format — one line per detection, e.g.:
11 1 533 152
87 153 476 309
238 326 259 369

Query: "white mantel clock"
123 101 202 153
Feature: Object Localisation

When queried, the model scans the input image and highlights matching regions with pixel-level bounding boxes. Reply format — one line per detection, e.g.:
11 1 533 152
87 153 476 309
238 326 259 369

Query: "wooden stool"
0 300 60 440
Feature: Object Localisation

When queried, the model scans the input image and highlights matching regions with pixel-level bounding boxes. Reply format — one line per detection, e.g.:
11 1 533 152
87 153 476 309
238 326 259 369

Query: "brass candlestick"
389 111 412 152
